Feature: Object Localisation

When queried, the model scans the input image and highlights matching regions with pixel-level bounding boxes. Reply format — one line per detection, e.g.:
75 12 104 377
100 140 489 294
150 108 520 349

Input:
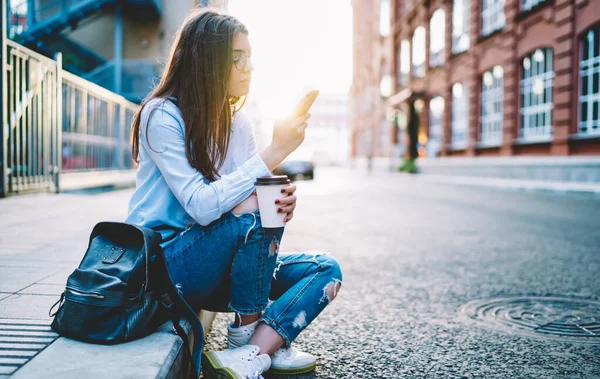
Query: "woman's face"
228 32 253 97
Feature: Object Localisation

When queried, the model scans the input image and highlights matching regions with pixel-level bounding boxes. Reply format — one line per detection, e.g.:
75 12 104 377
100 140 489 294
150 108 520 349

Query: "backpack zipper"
66 288 105 300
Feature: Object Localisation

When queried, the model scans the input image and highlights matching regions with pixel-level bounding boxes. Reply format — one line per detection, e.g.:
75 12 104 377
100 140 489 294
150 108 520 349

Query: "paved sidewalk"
349 157 600 196
0 187 206 378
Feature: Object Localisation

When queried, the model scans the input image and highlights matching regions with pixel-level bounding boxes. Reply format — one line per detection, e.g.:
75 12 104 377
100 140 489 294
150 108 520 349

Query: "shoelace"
243 349 266 379
245 370 263 379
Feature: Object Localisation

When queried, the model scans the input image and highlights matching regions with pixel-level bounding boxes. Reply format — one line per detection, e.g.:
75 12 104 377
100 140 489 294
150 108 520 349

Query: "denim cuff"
228 301 268 316
259 314 292 348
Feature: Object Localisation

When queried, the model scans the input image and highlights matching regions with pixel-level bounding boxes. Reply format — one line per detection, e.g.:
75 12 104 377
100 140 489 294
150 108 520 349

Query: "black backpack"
48 221 203 379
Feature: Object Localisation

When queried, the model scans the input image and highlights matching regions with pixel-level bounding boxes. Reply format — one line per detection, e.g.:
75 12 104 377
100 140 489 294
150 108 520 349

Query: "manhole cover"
460 296 600 344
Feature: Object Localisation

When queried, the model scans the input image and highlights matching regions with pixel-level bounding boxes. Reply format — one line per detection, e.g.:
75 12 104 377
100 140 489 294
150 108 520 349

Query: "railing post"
1 0 7 197
55 52 63 193
118 102 125 170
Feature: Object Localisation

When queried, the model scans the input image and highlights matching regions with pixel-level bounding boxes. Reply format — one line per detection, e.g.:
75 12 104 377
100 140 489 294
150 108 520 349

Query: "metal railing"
62 70 137 173
3 39 60 194
1 37 139 197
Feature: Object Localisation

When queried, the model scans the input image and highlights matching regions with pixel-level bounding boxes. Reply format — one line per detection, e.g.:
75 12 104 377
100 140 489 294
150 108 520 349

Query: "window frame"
412 26 426 78
578 26 600 137
452 0 470 54
451 82 469 149
519 48 554 142
521 0 547 12
428 95 445 156
480 66 504 146
481 0 505 37
430 9 446 67
398 39 411 86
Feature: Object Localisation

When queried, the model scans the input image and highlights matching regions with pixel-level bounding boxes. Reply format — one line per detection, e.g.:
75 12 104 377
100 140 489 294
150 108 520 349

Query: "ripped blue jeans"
162 208 343 347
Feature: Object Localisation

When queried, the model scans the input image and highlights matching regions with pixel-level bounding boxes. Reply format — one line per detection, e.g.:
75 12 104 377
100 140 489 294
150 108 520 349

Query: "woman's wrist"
260 145 288 172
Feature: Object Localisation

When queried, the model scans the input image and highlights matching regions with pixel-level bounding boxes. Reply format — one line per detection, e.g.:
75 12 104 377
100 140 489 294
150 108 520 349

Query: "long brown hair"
130 7 248 182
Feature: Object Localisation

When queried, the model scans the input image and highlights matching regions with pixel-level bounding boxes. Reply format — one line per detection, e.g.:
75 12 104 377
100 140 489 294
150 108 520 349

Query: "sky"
228 0 353 118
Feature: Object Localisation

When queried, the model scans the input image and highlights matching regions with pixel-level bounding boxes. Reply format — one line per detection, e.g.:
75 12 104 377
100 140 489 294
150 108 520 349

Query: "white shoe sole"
268 361 317 375
201 351 244 379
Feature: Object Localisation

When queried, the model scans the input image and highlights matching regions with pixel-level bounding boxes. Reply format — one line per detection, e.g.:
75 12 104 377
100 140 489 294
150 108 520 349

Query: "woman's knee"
318 254 343 302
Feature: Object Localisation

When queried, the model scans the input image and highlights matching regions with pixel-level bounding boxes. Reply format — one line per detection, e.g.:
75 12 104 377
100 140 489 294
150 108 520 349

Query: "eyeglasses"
232 52 251 71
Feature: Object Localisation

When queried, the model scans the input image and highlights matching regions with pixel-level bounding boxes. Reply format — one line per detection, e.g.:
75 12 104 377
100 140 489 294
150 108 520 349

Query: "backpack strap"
149 232 204 379
151 225 180 244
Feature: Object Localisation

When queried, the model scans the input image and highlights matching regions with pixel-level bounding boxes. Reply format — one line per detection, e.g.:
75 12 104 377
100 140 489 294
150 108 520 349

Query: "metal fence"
1 37 139 197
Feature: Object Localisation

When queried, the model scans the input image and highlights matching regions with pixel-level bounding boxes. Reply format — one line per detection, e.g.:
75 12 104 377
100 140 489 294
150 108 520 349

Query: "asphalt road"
203 166 600 379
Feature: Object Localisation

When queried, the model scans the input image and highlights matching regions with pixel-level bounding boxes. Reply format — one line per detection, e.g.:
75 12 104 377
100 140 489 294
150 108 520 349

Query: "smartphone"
293 89 320 118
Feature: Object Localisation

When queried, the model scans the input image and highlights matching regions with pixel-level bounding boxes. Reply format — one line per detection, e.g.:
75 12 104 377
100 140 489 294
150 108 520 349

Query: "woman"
125 7 342 379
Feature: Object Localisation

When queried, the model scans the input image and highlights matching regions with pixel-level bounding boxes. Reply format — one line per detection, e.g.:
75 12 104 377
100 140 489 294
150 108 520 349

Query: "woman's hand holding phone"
260 90 319 172
271 89 319 156
271 112 311 157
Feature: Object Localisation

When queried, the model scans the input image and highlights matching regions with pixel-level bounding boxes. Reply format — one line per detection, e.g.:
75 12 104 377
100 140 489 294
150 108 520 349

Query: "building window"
520 48 554 141
480 66 504 145
398 40 410 86
522 0 547 11
481 0 505 36
380 63 393 98
380 0 391 37
428 96 445 156
451 82 469 148
579 26 600 136
412 26 426 77
452 0 470 54
430 9 445 67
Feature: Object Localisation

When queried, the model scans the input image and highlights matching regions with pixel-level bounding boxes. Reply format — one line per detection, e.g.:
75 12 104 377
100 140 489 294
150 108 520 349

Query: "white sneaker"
202 345 271 379
227 319 316 375
227 319 260 349
270 345 317 375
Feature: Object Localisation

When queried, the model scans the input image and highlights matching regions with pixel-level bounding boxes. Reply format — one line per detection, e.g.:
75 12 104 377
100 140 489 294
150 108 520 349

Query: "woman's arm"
231 116 286 214
142 103 272 226
244 115 287 172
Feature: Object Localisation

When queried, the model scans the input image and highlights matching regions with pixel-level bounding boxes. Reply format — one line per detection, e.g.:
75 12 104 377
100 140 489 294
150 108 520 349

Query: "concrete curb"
347 157 600 196
412 174 600 197
161 311 218 379
10 311 217 379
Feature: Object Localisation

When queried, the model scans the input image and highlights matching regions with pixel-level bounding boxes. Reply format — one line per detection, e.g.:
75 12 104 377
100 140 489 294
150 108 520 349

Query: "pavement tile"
0 294 60 321
35 268 73 285
0 283 31 294
16 283 65 296
0 266 59 285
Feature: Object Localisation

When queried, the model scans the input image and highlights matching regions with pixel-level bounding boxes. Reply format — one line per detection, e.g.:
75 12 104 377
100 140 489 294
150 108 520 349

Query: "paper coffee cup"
255 175 291 228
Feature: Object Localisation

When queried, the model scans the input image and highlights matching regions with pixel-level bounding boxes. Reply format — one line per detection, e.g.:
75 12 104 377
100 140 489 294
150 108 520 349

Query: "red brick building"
351 0 600 159
350 0 390 158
